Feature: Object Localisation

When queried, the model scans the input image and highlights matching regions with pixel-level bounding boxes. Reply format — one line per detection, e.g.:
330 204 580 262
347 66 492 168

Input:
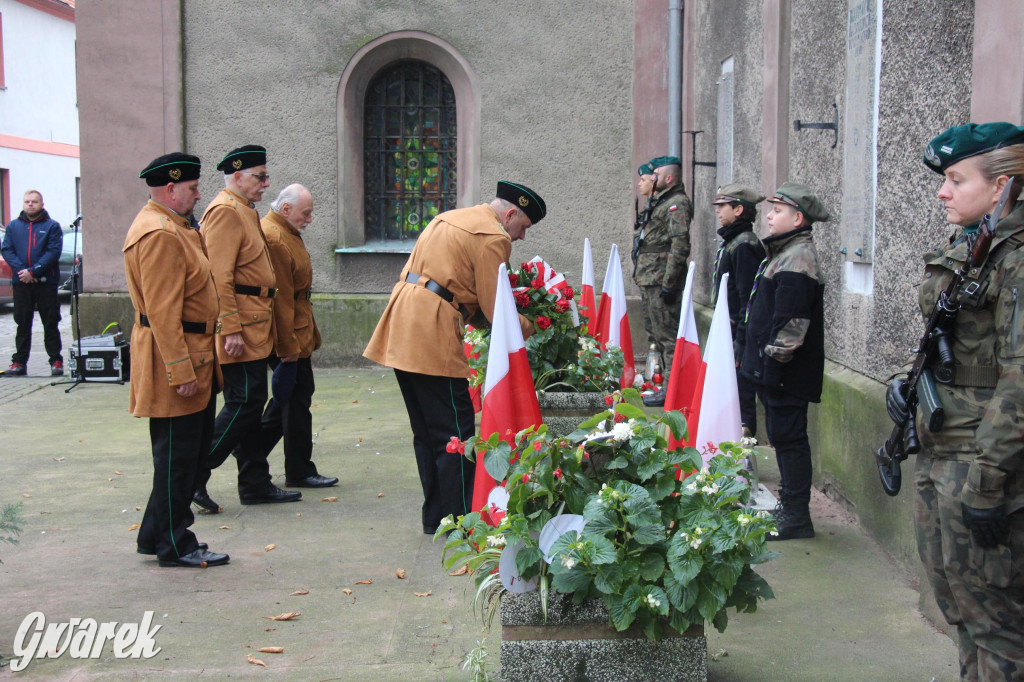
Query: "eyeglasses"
243 172 270 183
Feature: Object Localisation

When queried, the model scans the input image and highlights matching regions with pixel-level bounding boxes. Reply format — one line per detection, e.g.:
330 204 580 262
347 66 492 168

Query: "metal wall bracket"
683 130 717 200
793 101 838 149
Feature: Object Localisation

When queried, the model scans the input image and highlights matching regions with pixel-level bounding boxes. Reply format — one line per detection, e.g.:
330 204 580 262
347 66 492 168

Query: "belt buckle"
268 288 277 299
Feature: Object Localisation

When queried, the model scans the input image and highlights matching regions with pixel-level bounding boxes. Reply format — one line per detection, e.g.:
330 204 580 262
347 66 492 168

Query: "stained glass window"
364 60 457 241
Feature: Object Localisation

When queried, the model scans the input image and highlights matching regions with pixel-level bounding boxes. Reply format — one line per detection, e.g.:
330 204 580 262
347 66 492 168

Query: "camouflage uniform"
632 182 692 371
914 200 1024 681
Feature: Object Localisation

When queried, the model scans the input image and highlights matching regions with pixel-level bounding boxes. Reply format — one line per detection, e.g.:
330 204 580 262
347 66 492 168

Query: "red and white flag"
664 262 702 449
579 238 597 334
472 263 543 518
594 243 635 388
691 272 743 460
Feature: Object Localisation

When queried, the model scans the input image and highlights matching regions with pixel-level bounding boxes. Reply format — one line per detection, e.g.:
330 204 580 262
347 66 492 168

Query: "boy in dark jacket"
740 182 828 541
1 190 64 376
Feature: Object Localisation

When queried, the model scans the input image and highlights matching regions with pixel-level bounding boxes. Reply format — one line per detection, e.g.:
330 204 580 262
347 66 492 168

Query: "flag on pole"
579 238 597 334
593 243 635 388
664 262 702 449
472 263 543 517
691 272 743 459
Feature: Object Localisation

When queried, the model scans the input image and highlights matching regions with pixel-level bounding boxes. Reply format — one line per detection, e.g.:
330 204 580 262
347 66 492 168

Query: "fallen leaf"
219 525 231 530
264 544 276 552
395 569 406 579
377 493 385 498
22 494 31 499
322 497 338 502
114 471 122 476
107 478 113 482
296 513 301 517
264 612 301 621
354 579 372 585
415 591 432 598
448 565 469 577
127 523 141 531
135 506 141 511
289 589 309 596
342 589 353 595
357 437 364 443
352 400 358 403
257 647 284 654
200 561 208 568
54 457 65 462
265 628 275 632
247 653 267 667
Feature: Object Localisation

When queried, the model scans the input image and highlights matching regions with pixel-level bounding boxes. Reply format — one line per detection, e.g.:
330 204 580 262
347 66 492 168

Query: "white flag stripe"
582 238 594 287
483 263 526 398
693 272 743 451
675 261 698 341
602 244 626 347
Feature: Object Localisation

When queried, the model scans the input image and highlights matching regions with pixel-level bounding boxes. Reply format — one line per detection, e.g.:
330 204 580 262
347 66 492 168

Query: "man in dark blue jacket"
1 190 64 376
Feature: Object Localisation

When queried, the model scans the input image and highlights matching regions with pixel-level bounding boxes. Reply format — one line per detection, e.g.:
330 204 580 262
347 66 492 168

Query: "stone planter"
501 592 707 682
537 391 609 438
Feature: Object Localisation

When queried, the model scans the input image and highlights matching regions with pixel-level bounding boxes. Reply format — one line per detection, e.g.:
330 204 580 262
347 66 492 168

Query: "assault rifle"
632 173 659 278
875 179 1013 496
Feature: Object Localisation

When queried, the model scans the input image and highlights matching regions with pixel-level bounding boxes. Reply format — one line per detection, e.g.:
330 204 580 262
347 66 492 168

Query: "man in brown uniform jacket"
250 184 337 488
193 145 301 509
364 180 545 534
124 152 229 568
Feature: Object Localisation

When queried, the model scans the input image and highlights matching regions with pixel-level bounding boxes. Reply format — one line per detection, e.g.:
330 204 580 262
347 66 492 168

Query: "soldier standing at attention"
711 184 767 438
124 152 228 568
193 145 301 510
889 122 1024 680
631 156 692 407
364 181 544 535
741 182 828 541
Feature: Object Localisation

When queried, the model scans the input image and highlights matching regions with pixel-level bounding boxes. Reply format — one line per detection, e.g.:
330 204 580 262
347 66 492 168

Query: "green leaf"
695 577 726 622
614 402 646 421
483 441 512 482
641 614 660 640
669 609 692 635
605 594 636 631
593 563 624 594
551 568 592 594
660 410 688 440
586 535 618 565
621 387 645 409
636 454 664 482
515 545 543 577
578 411 612 430
605 456 629 470
639 551 666 581
632 523 668 546
711 556 744 591
647 586 670 617
647 472 678 501
712 609 729 633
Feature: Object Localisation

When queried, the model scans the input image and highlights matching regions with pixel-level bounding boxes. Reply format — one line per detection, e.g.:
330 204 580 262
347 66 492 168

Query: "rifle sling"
951 364 1000 388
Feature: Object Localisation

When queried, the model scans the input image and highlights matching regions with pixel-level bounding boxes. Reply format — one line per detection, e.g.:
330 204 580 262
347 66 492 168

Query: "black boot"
767 504 814 541
192 487 223 514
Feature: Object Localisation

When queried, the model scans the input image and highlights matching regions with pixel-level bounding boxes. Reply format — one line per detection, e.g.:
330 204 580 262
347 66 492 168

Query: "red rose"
521 262 532 271
508 272 519 287
604 395 614 406
563 286 575 299
531 277 545 289
536 316 552 330
446 436 464 454
553 468 563 480
515 291 530 307
555 299 571 312
614 413 626 423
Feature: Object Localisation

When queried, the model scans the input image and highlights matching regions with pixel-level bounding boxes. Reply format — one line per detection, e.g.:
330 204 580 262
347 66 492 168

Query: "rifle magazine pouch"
918 368 945 433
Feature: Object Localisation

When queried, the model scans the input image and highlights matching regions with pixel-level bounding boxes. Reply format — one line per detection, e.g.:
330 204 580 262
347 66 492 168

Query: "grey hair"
270 184 308 212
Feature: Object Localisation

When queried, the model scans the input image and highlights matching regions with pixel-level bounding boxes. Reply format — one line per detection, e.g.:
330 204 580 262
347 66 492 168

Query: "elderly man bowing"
249 184 338 489
124 152 228 568
364 181 545 534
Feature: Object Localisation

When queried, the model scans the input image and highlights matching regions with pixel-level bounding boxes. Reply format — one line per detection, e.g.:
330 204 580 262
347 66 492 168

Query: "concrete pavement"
0 362 958 680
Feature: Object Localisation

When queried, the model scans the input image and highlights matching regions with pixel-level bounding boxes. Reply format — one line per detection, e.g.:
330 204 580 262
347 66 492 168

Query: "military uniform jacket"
364 204 533 378
740 227 824 402
123 200 222 418
201 189 276 364
632 183 692 289
712 218 766 359
262 210 321 358
917 201 1024 512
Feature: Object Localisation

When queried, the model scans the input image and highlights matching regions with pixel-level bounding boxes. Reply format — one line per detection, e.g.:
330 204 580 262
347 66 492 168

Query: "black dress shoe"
158 548 230 568
286 474 339 488
192 488 223 514
138 542 207 556
239 484 302 505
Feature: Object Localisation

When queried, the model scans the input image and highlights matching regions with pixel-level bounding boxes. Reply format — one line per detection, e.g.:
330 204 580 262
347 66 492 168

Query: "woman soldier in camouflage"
902 122 1024 680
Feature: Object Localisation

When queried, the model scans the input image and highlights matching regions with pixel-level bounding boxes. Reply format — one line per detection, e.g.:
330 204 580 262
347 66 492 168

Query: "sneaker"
6 363 26 376
50 360 64 376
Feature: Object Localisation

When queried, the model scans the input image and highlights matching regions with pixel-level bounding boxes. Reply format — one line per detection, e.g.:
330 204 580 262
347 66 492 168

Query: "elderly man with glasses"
193 145 302 511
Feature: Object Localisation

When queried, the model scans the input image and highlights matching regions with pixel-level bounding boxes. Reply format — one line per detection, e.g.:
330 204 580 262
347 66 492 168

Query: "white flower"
741 436 758 447
737 514 751 527
646 594 661 609
440 515 454 527
486 535 506 547
693 526 703 536
685 481 697 492
610 422 634 443
561 555 577 570
689 537 703 550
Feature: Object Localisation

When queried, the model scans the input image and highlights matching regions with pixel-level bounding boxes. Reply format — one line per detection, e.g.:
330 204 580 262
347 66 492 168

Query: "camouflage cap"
648 155 682 172
767 182 830 223
923 122 1024 174
712 183 765 206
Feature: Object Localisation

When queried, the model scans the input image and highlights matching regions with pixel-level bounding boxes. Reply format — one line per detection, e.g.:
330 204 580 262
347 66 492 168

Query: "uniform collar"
268 209 302 237
225 188 255 209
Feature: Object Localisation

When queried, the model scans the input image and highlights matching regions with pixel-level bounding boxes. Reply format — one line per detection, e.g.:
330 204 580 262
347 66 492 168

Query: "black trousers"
394 369 474 531
757 386 812 516
252 356 319 482
737 369 758 434
196 358 272 496
11 284 62 365
138 395 215 561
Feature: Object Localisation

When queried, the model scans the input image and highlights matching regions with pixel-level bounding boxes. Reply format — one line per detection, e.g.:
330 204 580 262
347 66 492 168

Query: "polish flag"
594 244 635 388
691 272 743 460
579 238 598 334
664 262 702 450
472 263 543 518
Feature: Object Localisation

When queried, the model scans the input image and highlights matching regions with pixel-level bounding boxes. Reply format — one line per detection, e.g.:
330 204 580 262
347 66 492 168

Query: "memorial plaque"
717 61 734 187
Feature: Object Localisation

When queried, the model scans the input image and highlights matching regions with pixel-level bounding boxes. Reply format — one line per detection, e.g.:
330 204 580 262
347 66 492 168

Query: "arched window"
363 60 457 241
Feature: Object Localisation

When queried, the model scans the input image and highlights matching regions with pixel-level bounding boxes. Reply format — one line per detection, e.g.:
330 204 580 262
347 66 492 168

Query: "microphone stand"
50 214 94 392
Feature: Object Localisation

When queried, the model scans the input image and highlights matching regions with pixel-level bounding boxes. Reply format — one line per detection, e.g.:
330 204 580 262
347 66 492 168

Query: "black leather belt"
294 289 312 300
234 283 277 298
139 313 215 335
405 272 470 319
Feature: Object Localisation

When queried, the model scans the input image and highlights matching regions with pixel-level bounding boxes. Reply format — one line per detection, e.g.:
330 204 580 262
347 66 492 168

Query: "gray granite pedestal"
537 391 609 437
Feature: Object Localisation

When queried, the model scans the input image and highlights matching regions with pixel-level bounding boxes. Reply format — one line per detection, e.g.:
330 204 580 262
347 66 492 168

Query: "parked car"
0 251 12 306
0 226 82 296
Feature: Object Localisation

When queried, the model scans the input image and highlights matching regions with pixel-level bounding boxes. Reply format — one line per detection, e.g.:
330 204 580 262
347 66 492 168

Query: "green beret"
139 152 201 187
496 180 546 224
923 122 1024 174
216 144 267 173
712 183 765 206
648 156 682 172
637 162 653 176
767 182 830 223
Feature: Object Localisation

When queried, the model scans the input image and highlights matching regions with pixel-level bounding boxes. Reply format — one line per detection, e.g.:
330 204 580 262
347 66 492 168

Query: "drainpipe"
667 0 683 157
